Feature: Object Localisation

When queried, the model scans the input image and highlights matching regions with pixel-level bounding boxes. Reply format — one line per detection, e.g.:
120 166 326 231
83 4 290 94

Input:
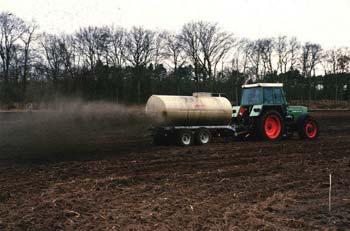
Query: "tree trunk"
308 76 312 104
22 52 29 101
137 80 141 104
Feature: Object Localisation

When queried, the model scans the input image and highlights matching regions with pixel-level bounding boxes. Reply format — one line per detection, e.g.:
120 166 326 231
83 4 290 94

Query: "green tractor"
232 83 319 141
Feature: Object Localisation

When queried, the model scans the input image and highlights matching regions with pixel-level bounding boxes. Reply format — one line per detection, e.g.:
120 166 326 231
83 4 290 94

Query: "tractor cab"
233 83 287 119
240 83 287 106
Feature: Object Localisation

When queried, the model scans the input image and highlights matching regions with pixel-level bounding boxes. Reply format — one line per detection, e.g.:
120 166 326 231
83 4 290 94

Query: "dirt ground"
0 111 349 230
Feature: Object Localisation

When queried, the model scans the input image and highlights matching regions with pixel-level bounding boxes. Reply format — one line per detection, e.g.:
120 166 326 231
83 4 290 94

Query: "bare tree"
288 37 300 71
124 26 155 67
10 43 22 82
197 21 235 83
20 21 38 93
231 38 250 74
322 49 338 74
162 31 186 94
164 32 185 72
124 26 155 103
259 38 274 75
322 48 350 74
181 21 234 88
301 42 322 102
246 40 263 80
108 25 126 67
180 22 201 82
59 35 78 78
338 53 350 73
276 36 288 73
75 26 99 70
153 31 167 66
97 26 113 67
301 42 322 77
0 12 27 82
41 33 63 83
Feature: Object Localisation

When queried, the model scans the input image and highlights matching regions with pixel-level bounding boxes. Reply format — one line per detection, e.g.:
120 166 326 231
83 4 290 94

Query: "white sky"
0 0 349 48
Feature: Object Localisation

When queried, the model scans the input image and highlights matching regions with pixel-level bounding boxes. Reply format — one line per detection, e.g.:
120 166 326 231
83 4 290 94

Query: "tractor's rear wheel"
177 130 193 146
259 110 284 141
298 116 319 139
195 128 212 145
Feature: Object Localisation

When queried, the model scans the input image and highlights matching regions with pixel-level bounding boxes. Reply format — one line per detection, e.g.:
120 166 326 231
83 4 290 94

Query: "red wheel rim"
264 115 282 139
305 120 317 138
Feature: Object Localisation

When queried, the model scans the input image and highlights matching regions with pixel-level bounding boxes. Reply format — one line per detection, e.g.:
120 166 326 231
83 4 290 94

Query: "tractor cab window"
262 87 287 105
241 88 262 105
273 88 286 104
263 88 274 104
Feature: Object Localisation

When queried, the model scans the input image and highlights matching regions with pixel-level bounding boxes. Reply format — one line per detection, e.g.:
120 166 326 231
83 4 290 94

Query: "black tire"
195 128 212 145
297 115 319 140
177 130 193 146
258 110 284 141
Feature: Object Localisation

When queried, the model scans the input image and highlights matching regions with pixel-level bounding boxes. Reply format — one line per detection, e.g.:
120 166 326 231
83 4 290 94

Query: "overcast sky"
1 0 349 48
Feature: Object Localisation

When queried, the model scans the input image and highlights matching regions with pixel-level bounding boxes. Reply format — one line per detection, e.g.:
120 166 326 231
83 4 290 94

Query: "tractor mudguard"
249 105 263 117
296 113 318 128
293 113 309 131
296 113 310 124
287 106 308 120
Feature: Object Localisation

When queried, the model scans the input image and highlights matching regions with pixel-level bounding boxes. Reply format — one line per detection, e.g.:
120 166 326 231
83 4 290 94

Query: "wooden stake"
329 174 332 213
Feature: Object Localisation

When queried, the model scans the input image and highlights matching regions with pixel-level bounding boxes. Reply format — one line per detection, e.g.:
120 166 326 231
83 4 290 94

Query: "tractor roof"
242 83 283 88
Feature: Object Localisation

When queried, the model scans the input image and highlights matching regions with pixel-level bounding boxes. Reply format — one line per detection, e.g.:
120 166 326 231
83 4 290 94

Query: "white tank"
145 93 232 126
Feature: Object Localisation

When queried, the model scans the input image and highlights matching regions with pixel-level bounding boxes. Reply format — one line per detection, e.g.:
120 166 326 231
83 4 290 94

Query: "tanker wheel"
298 116 319 140
195 129 212 145
177 130 193 146
258 110 284 141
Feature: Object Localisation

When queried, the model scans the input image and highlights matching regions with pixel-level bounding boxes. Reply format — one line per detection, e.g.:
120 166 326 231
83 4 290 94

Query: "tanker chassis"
145 83 319 146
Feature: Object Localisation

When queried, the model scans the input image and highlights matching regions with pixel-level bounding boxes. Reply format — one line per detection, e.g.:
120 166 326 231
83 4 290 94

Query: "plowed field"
0 111 349 230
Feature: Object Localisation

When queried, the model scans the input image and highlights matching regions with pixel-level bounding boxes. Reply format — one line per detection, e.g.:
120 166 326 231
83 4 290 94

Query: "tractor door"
262 87 288 115
273 87 288 115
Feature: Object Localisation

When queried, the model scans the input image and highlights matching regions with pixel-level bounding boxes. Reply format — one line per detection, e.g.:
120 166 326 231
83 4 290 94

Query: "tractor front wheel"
298 116 319 139
259 110 284 141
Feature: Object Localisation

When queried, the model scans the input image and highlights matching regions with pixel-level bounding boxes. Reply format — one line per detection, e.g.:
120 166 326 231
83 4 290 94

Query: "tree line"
0 12 349 108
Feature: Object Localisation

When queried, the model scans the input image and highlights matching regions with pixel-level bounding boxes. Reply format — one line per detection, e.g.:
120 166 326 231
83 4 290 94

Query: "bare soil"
0 111 349 230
